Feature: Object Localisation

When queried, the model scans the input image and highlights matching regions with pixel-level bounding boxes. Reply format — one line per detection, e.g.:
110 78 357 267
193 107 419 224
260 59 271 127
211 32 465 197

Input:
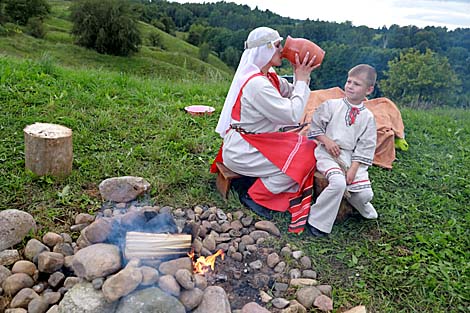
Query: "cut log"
24 123 73 177
124 232 191 260
313 171 354 223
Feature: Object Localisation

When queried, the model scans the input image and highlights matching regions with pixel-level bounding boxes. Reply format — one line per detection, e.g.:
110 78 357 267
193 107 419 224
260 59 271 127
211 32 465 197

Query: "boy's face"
344 73 374 104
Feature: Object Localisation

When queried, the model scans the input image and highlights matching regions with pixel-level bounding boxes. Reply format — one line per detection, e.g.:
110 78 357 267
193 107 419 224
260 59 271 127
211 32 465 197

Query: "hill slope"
0 0 233 81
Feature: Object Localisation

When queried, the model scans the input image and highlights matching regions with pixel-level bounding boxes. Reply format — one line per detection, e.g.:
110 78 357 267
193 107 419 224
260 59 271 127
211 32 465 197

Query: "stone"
272 298 290 309
280 300 307 313
241 302 271 312
74 213 95 225
80 218 114 244
98 176 151 203
343 305 367 313
115 287 185 313
72 243 121 280
57 282 117 313
193 286 231 313
249 230 269 241
12 261 37 277
102 267 143 302
174 268 195 290
48 272 65 288
42 291 62 305
179 288 204 311
0 209 36 252
296 286 322 308
52 243 74 256
42 232 64 248
28 298 50 313
9 288 39 309
267 252 280 268
2 273 35 296
158 257 192 276
290 278 317 287
317 284 332 297
0 250 21 266
38 252 64 273
302 270 317 279
0 265 12 284
254 221 281 237
24 239 50 262
46 305 59 313
313 294 333 311
299 256 312 269
158 274 180 297
139 266 159 286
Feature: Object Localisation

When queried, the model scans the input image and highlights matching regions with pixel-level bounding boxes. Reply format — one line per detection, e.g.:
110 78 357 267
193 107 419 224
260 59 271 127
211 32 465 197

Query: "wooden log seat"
215 162 243 200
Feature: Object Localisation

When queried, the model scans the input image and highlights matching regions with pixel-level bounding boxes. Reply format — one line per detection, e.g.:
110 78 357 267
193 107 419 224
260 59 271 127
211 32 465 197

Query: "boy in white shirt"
307 64 378 237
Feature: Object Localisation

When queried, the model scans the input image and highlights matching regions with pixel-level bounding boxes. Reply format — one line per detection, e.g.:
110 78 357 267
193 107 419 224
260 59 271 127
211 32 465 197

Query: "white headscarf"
215 27 283 137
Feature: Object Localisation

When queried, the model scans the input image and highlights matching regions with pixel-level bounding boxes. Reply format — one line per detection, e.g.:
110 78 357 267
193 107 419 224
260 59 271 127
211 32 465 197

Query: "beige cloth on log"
299 87 405 169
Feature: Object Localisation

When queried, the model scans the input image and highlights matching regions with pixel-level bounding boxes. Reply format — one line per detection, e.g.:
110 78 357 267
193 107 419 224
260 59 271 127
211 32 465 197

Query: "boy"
307 64 378 237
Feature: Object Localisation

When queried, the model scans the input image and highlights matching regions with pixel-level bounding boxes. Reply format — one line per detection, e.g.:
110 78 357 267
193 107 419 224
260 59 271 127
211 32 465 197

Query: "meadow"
1 54 469 312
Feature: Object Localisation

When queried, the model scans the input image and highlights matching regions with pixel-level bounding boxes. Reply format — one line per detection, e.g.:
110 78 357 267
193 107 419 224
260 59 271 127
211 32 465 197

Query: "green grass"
1 55 469 312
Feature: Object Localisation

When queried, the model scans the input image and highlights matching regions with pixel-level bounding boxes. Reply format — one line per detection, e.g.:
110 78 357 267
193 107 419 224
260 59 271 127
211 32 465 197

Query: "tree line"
1 0 468 107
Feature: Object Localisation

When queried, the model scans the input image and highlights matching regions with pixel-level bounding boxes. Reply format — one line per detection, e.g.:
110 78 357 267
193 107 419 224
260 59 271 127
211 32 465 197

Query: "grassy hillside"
1 54 469 312
0 0 233 81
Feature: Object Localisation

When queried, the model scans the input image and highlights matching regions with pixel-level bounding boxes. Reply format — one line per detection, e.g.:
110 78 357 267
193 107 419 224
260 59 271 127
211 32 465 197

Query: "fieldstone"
175 268 195 290
158 257 192 276
272 298 290 309
202 234 216 251
38 252 64 273
302 270 317 279
259 290 272 303
0 265 12 284
32 282 47 294
2 273 35 296
12 261 37 277
72 243 121 280
42 291 61 305
267 252 280 268
91 278 104 290
193 286 231 313
280 246 291 258
42 232 63 248
317 284 332 297
249 230 269 241
57 282 117 313
10 288 39 309
48 272 65 288
158 274 181 297
102 267 143 302
0 250 21 266
292 250 303 259
299 256 312 269
5 309 28 313
254 221 281 236
98 176 150 203
280 300 307 313
179 288 204 311
274 261 287 273
24 239 50 262
63 277 81 290
241 215 253 227
46 305 59 313
28 297 50 313
290 278 317 287
75 213 95 225
194 274 207 290
313 294 333 312
139 266 159 286
296 286 322 308
0 209 36 252
52 243 74 256
242 301 271 312
289 268 301 279
80 218 114 244
115 286 185 313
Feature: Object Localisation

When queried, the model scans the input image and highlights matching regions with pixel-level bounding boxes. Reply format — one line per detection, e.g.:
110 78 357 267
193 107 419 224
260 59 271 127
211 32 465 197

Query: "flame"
188 249 225 274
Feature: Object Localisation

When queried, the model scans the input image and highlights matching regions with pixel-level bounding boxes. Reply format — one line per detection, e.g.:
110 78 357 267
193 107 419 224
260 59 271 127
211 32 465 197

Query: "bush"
70 0 141 56
26 17 47 39
199 42 210 62
148 31 164 49
3 0 50 26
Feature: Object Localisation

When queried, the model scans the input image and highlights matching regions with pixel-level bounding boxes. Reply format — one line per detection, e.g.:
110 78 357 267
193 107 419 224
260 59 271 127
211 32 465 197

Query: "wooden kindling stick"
124 232 192 259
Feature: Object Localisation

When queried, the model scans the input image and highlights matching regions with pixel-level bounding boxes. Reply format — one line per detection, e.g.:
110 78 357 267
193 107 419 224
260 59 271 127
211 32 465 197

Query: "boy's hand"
321 137 340 157
346 162 360 185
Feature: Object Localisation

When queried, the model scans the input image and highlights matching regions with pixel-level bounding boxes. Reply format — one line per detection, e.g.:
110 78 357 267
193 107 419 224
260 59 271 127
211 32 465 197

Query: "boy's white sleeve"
307 100 331 139
352 115 377 166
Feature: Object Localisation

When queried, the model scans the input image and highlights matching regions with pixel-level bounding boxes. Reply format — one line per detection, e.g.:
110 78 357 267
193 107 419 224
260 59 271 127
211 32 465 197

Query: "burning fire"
188 249 225 274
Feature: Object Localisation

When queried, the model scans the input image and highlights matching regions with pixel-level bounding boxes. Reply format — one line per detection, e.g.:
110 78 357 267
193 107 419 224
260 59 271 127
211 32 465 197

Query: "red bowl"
185 105 215 116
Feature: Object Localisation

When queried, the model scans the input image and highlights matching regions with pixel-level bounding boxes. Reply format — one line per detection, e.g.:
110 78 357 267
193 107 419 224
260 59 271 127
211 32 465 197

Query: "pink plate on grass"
185 105 215 116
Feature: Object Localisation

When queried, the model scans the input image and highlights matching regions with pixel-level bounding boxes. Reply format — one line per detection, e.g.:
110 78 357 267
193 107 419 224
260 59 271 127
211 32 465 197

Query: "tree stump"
313 171 354 223
24 123 73 177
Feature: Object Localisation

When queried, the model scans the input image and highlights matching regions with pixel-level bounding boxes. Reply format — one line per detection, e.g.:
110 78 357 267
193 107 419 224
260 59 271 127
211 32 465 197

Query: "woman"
212 27 319 233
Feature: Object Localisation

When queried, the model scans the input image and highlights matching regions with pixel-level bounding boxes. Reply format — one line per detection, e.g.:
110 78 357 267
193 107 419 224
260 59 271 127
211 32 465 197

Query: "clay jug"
281 36 325 66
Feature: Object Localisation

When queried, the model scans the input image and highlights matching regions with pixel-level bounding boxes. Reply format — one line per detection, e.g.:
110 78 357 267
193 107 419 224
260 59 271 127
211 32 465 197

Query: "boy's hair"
348 64 377 87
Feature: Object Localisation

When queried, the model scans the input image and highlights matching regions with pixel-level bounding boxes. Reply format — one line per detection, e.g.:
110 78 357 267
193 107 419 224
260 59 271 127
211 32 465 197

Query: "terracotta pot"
281 36 325 66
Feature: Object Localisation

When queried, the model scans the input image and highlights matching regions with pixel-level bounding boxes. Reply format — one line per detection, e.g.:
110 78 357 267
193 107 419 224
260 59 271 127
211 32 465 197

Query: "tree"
380 49 461 107
70 0 141 56
198 42 210 62
3 0 50 25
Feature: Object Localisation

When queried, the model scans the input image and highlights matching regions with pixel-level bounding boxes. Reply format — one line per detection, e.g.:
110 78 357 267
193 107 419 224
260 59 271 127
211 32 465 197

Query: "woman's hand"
293 52 320 82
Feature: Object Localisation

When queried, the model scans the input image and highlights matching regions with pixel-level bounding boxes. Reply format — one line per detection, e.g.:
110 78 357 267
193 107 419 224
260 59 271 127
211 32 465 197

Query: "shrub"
26 17 47 39
3 0 50 26
199 42 210 62
148 31 164 49
70 0 141 56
